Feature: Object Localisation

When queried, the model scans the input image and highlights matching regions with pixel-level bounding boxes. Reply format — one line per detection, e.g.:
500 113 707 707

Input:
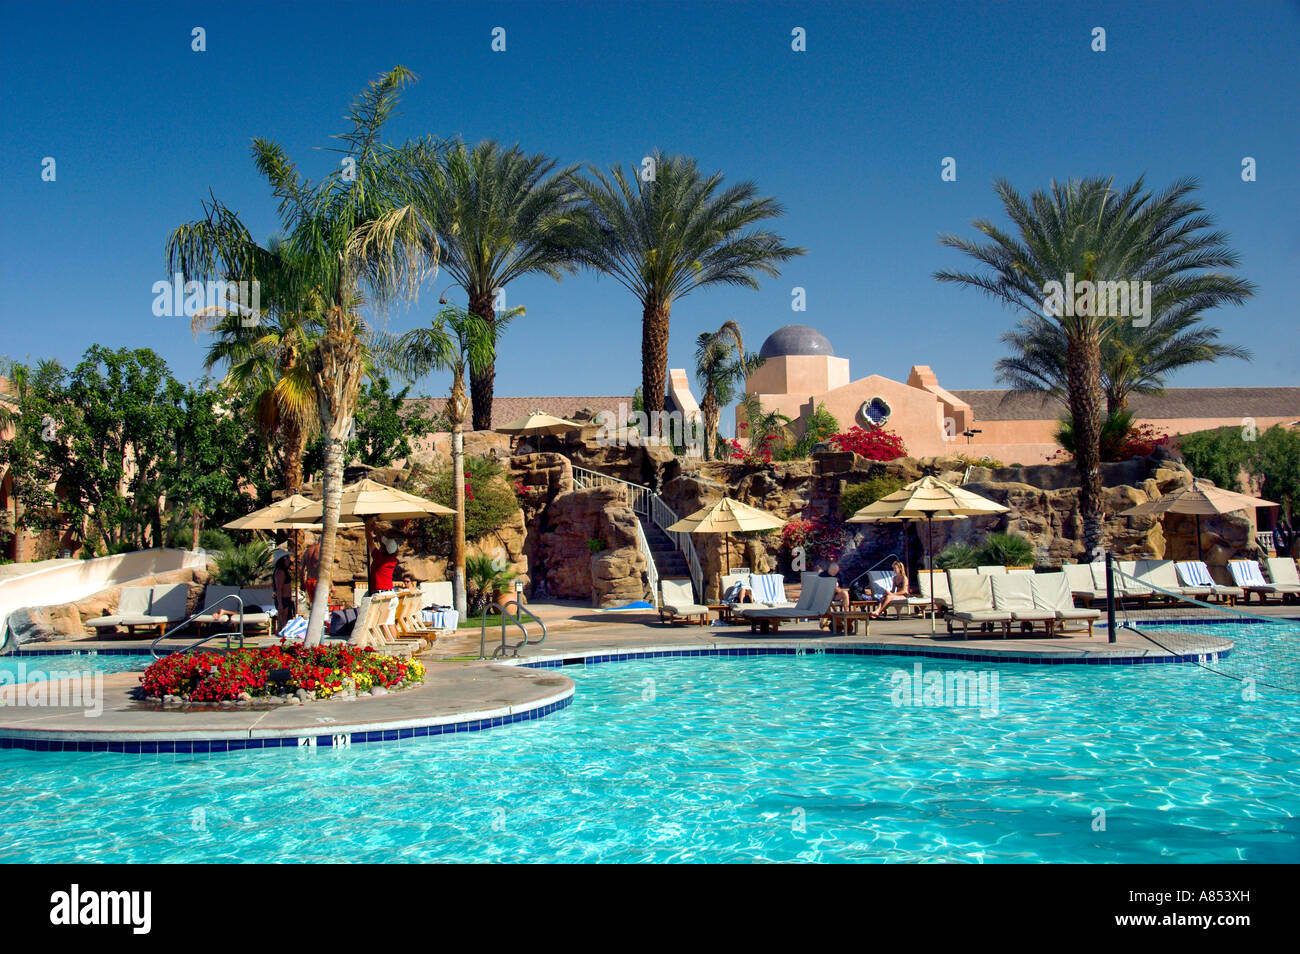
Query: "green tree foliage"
1246 426 1300 522
979 532 1036 566
1177 427 1247 492
414 455 521 549
839 474 907 520
304 376 437 473
935 543 981 569
212 540 275 586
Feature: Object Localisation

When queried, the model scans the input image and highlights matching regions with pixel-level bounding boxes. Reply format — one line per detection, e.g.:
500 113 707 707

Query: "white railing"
573 465 703 600
1257 530 1275 552
632 519 660 607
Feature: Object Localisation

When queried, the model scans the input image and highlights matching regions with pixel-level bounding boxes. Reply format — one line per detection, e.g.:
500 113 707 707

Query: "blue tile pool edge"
0 686 575 754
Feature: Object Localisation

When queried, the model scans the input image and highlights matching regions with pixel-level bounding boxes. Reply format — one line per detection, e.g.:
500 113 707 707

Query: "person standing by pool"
366 522 399 593
301 539 321 603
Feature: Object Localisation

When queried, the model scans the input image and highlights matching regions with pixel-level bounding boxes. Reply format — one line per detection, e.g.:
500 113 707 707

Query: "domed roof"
759 324 835 359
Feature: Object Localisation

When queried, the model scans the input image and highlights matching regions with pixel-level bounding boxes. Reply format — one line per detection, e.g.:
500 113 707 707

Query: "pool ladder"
150 593 248 659
480 600 547 659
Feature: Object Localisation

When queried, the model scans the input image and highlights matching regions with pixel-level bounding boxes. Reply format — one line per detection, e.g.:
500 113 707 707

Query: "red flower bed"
781 516 850 565
721 435 777 466
140 643 424 702
828 426 907 461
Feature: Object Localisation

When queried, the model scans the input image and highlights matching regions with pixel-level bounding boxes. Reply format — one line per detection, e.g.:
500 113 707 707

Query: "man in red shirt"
366 522 399 592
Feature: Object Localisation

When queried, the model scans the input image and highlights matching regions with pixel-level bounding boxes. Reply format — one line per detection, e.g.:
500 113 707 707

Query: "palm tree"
694 320 762 458
736 393 793 459
401 139 582 431
996 309 1251 416
166 67 437 645
567 152 803 434
936 176 1252 552
388 305 505 616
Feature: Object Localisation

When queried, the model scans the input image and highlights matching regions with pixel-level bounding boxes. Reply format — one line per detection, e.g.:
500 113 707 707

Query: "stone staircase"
637 514 690 582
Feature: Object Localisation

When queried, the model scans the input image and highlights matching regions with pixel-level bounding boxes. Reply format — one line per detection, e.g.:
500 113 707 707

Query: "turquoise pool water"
1 653 1297 863
0 653 152 680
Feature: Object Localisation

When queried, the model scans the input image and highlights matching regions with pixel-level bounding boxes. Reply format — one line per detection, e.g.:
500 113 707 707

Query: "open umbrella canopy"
665 497 786 534
1119 480 1278 518
224 494 363 531
496 410 583 436
276 479 455 524
846 475 1007 634
846 475 1009 522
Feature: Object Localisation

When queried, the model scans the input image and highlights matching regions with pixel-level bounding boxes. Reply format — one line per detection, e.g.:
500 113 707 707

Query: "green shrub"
839 474 907 520
979 532 1036 567
416 455 522 550
213 540 274 586
199 529 235 553
935 543 981 569
465 553 518 615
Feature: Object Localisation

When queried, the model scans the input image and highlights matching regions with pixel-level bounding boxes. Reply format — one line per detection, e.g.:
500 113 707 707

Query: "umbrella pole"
1196 514 1203 563
726 531 731 574
927 514 935 635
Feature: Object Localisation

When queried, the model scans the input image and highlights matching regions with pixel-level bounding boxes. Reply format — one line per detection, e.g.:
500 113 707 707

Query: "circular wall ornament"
859 396 892 427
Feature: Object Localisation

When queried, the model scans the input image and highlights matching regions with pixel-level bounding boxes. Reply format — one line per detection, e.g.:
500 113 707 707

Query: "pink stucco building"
735 325 1300 465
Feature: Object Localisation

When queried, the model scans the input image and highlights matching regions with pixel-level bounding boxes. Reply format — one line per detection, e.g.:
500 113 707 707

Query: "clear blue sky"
3 0 1298 403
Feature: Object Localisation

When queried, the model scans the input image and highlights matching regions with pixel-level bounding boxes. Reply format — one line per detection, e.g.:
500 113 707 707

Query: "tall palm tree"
388 305 510 616
167 67 437 644
567 152 803 434
694 320 762 458
937 176 1252 552
995 309 1251 416
401 139 582 431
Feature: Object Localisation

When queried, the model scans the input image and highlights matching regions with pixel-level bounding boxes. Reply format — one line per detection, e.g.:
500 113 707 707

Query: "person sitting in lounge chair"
815 561 852 628
870 561 910 619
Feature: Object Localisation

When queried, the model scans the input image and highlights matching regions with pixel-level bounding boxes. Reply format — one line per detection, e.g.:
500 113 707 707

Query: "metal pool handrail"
150 593 246 659
480 600 547 659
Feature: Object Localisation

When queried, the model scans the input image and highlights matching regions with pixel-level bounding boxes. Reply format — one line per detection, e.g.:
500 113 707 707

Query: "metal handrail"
848 553 901 589
150 593 246 659
633 519 660 608
573 465 703 600
479 600 547 659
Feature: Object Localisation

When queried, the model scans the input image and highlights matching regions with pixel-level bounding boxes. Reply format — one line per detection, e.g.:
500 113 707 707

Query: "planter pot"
494 588 518 608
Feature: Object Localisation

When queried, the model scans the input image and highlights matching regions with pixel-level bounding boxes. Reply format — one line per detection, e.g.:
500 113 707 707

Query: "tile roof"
950 387 1300 422
405 395 635 430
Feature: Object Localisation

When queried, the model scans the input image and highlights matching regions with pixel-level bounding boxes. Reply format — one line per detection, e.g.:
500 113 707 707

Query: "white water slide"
0 548 206 648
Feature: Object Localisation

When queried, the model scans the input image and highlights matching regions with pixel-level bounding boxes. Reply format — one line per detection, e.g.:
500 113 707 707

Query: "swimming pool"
1 653 1296 863
0 653 152 680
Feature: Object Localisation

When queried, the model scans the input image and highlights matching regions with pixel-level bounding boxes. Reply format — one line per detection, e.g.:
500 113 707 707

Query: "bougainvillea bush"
781 517 850 566
829 426 907 461
140 643 425 702
721 435 779 466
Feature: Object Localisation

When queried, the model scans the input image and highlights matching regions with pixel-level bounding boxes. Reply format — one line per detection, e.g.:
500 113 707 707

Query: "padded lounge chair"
1135 559 1210 601
86 585 154 634
1063 564 1106 605
1175 561 1242 605
917 569 951 611
946 572 1012 639
743 575 837 635
1229 560 1283 603
746 573 794 608
1264 558 1300 600
659 579 710 625
976 565 1007 576
1117 561 1157 605
866 569 928 617
1030 572 1100 636
991 574 1057 635
104 583 191 636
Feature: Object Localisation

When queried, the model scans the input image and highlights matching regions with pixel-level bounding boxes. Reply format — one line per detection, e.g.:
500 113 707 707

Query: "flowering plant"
721 435 778 466
781 516 849 565
828 426 907 461
140 643 425 702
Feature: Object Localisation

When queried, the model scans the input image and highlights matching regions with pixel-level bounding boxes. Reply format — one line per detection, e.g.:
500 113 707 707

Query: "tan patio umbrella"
277 479 456 585
224 494 363 612
496 410 583 437
1119 479 1279 561
665 497 786 576
848 475 1009 632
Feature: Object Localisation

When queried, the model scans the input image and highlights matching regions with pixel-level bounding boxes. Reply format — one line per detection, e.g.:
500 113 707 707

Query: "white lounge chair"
866 569 928 617
97 583 190 636
976 565 1007 576
86 585 153 634
946 572 1012 638
917 569 951 611
742 575 838 634
1264 558 1300 600
749 572 794 608
1229 560 1283 603
991 574 1057 635
659 579 710 625
1117 561 1156 604
1175 561 1242 604
1135 559 1209 601
1063 563 1106 604
1030 572 1101 636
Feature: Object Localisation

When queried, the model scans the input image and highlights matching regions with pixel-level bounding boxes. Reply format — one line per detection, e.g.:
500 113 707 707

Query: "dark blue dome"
759 325 835 359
